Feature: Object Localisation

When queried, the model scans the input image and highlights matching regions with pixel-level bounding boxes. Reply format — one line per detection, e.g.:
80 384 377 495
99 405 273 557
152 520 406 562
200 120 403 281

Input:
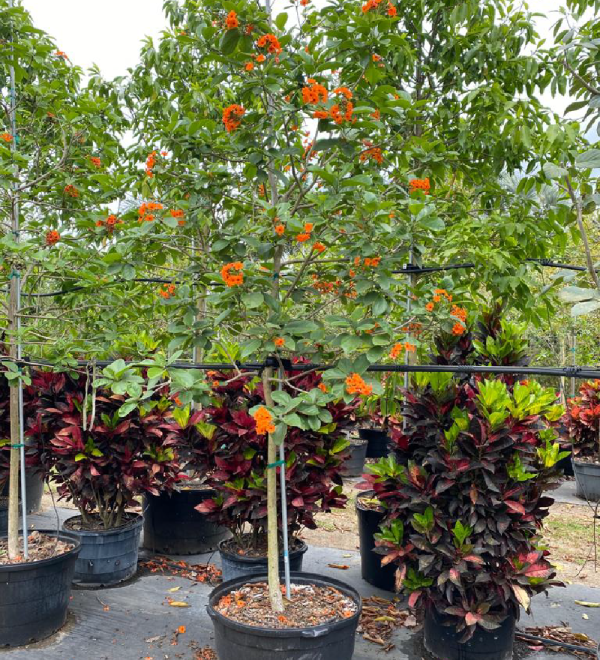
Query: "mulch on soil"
0 530 74 565
139 555 222 585
220 533 304 558
358 596 418 652
215 582 358 629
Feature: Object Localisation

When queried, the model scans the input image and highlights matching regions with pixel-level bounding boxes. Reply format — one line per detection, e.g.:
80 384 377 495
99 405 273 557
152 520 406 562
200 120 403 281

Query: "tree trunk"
7 277 20 559
262 367 284 612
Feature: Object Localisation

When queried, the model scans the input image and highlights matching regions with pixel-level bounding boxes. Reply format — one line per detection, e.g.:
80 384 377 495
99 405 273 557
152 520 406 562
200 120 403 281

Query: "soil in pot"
573 460 600 502
219 534 307 583
424 605 516 660
208 572 361 660
143 487 231 555
342 440 368 478
0 530 80 647
356 492 396 592
63 512 143 587
359 428 390 459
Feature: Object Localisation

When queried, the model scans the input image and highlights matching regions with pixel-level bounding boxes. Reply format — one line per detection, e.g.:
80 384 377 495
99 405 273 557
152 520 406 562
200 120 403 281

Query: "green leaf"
220 29 240 55
575 149 600 169
542 162 568 179
571 300 600 316
74 453 87 462
558 286 600 303
275 12 288 29
242 292 264 308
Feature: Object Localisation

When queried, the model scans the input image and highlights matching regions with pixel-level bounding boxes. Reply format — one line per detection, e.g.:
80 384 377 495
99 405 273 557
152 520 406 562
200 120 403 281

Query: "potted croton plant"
363 367 567 660
564 380 600 501
28 369 185 586
196 366 356 582
142 402 231 555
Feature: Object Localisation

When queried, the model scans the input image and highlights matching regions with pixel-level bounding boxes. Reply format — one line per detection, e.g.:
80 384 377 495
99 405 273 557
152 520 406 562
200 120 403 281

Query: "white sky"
22 0 575 113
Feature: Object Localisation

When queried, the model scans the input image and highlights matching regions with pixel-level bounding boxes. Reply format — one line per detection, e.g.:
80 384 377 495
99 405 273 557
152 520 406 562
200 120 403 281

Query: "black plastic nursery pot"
424 605 516 660
356 491 396 592
0 530 80 647
219 538 308 583
573 460 600 501
342 441 368 478
0 470 44 515
359 428 390 459
208 572 362 660
143 488 231 555
0 501 7 535
556 454 574 477
62 513 143 587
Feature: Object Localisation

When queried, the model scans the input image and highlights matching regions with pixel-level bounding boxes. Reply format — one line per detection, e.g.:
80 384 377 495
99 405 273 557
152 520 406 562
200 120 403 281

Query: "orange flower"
387 1 397 16
256 54 266 63
95 220 104 227
302 80 328 104
304 223 313 232
404 342 416 352
106 214 118 227
146 150 156 177
0 132 13 143
170 209 185 218
159 283 176 299
362 0 382 12
64 184 79 198
409 177 430 194
359 147 383 164
452 322 465 336
345 373 372 396
372 54 382 62
256 33 282 54
334 86 352 100
274 337 285 347
89 156 101 168
253 406 276 435
222 104 245 133
371 110 381 119
178 626 186 635
54 50 68 59
450 305 467 322
313 110 329 119
296 232 311 243
300 0 309 5
390 343 404 360
275 224 285 235
245 61 255 71
318 382 328 393
225 10 239 30
45 230 60 246
221 261 244 287
174 396 183 406
313 242 326 253
425 302 435 312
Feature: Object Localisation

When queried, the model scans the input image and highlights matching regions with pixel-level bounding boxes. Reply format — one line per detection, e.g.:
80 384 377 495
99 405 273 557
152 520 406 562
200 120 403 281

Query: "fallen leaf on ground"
574 601 600 608
168 587 181 593
328 563 350 570
169 601 190 608
582 614 589 620
145 635 163 643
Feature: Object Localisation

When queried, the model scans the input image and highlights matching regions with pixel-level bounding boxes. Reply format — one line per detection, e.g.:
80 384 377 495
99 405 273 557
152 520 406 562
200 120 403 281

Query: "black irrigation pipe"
2 357 600 380
0 259 596 299
515 631 598 656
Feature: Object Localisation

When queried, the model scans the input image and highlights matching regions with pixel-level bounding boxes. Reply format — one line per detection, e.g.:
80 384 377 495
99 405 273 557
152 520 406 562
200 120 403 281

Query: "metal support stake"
9 0 28 558
277 366 291 599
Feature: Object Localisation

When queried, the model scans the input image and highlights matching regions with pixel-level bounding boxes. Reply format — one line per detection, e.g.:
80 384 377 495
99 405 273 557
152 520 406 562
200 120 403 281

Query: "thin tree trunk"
262 367 284 612
7 277 20 559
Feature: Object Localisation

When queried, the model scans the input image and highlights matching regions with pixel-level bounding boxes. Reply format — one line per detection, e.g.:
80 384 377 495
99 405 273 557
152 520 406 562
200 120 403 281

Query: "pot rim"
207 571 362 638
0 529 80 572
355 490 385 514
218 537 308 564
62 512 143 536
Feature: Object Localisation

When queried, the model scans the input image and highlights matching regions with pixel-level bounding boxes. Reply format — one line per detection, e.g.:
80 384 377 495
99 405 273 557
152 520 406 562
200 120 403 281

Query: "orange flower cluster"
256 34 282 54
318 382 328 392
450 305 467 322
146 150 156 177
89 156 101 168
409 178 430 194
312 275 336 294
1 132 13 143
275 223 285 235
225 10 239 30
274 337 285 347
96 214 122 232
354 256 381 268
159 283 176 299
222 104 245 133
372 54 382 62
360 147 383 164
362 0 396 15
138 201 164 222
334 87 352 100
54 50 68 59
452 323 465 336
371 109 381 119
253 406 275 435
388 2 397 16
296 222 313 243
312 242 326 253
345 373 372 396
390 342 416 359
170 209 186 226
245 61 254 71
64 184 79 198
302 79 328 104
433 288 452 303
330 101 353 125
221 261 244 287
402 322 423 336
45 230 60 246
